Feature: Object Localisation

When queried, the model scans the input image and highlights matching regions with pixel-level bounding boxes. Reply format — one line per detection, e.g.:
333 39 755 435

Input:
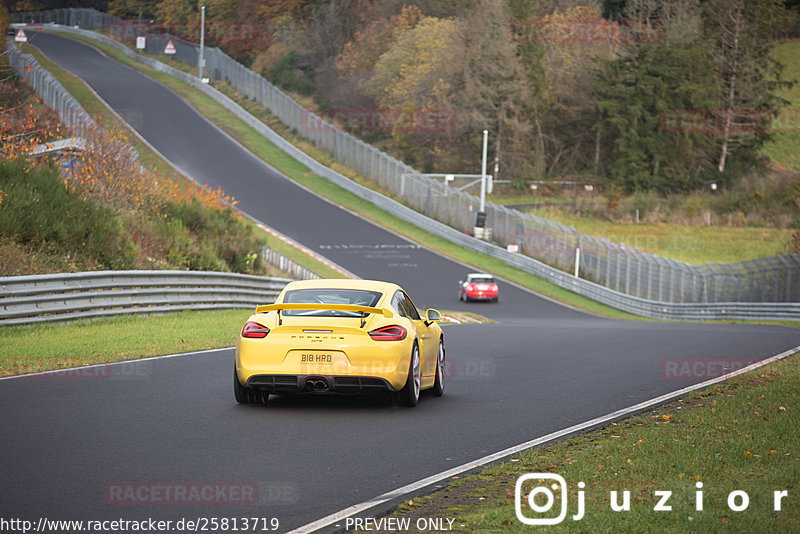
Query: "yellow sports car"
235 279 445 407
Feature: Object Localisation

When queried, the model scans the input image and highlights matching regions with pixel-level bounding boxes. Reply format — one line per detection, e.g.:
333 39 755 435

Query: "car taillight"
468 284 476 291
368 325 407 341
242 321 270 338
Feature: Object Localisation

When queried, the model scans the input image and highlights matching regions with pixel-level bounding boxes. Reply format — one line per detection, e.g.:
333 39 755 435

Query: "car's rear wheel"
234 367 251 404
432 338 445 397
234 367 270 404
398 342 420 407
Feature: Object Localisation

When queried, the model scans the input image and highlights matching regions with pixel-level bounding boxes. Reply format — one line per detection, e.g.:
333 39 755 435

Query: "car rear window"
282 289 383 317
470 276 495 284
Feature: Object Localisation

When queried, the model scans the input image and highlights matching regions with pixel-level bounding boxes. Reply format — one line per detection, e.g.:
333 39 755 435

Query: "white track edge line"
286 344 800 534
0 346 233 381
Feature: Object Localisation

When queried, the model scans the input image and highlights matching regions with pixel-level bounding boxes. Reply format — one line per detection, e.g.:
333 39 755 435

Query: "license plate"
300 353 334 364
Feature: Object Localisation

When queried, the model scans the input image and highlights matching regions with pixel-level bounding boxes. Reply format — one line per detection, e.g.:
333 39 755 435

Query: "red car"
458 273 499 302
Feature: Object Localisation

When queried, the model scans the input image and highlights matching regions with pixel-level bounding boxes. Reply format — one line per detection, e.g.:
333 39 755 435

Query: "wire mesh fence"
11 8 800 304
5 39 97 134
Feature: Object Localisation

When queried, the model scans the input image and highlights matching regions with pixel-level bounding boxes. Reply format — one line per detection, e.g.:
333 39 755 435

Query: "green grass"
368 354 800 533
526 210 792 264
0 308 489 377
0 309 252 375
762 41 800 172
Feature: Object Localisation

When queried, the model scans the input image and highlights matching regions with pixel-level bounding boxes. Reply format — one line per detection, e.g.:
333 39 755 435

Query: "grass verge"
363 353 800 533
763 41 800 173
0 309 251 376
513 210 792 265
0 308 489 377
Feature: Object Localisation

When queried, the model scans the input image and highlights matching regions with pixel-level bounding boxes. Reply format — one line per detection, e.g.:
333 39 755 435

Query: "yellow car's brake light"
368 325 407 341
242 321 270 339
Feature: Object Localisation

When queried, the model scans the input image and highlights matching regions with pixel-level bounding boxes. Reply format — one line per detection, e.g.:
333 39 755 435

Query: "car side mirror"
425 309 442 323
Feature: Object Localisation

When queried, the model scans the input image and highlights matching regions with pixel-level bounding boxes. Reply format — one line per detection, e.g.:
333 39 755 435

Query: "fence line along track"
9 13 800 321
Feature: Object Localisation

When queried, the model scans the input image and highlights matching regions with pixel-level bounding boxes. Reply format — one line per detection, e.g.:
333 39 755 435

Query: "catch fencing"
5 38 96 134
0 271 291 326
11 9 800 310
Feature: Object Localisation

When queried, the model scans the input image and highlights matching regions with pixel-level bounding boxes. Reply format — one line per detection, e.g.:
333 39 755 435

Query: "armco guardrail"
16 21 800 321
0 271 291 326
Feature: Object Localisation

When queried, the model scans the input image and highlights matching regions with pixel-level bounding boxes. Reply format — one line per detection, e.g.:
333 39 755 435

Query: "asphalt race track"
1 32 798 532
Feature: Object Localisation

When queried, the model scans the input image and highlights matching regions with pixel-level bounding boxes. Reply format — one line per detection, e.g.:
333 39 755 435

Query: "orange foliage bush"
1 88 64 160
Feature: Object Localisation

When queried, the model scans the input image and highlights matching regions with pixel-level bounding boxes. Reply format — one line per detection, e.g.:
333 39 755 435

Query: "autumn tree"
364 16 458 110
256 0 314 23
359 14 460 169
107 0 160 19
336 4 423 79
660 0 702 46
0 3 9 52
154 0 194 27
705 0 786 173
203 0 237 20
534 5 621 176
453 0 539 180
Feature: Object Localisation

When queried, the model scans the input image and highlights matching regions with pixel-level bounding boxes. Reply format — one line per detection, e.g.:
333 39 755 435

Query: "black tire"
233 366 251 404
432 338 445 397
234 367 269 404
397 342 421 407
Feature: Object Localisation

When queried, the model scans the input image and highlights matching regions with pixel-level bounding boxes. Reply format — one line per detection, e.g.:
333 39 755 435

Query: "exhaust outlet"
305 378 328 391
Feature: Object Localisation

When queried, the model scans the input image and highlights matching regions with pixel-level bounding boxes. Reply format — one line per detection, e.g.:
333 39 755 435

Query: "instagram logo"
515 473 584 525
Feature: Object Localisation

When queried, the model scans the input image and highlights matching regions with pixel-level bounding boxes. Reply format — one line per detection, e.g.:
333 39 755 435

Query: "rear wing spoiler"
255 303 394 318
